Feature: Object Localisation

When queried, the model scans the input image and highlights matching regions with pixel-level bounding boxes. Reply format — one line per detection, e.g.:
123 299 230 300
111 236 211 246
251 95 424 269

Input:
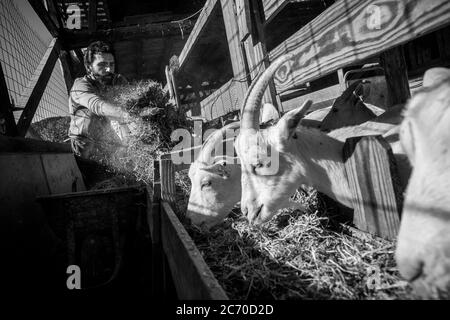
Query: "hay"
91 80 192 186
30 116 70 143
175 171 419 300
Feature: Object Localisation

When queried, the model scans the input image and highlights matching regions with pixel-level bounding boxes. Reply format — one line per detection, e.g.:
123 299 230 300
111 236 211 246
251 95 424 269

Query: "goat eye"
332 108 338 113
201 180 212 189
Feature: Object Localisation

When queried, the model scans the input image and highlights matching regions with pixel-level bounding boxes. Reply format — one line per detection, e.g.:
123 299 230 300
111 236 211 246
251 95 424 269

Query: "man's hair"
84 41 114 71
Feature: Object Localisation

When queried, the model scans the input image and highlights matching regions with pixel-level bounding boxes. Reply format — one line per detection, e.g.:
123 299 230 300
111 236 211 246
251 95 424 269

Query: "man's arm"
70 78 129 122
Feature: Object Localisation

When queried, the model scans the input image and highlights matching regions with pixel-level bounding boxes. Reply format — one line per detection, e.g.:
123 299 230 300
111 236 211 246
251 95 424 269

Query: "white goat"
235 53 410 225
186 82 404 227
395 67 450 297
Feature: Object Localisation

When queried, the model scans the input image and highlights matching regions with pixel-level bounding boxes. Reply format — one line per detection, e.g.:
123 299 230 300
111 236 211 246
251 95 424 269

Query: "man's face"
90 53 115 78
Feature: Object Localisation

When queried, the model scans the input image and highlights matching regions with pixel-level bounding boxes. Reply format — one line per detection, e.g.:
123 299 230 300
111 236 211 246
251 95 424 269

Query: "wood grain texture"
161 201 229 299
262 0 289 23
343 135 403 240
160 153 177 208
200 79 240 120
178 0 219 67
269 0 450 93
380 46 411 107
220 0 249 103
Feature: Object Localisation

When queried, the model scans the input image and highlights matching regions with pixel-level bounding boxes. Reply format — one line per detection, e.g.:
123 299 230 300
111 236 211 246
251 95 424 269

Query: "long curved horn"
199 121 240 163
240 53 295 130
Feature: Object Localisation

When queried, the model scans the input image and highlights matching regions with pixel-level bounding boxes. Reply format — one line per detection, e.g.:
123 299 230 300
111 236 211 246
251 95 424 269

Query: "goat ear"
423 68 450 87
276 100 313 140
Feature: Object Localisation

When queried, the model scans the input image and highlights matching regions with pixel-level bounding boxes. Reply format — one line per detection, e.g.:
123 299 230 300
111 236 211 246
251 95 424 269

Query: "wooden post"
337 68 346 91
190 80 203 117
17 38 60 137
242 0 280 116
343 135 403 240
150 158 163 297
160 153 177 210
380 46 411 107
170 69 181 111
220 0 249 106
0 62 18 136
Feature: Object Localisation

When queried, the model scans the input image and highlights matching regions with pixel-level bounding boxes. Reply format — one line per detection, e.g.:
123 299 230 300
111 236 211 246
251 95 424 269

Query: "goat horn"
200 121 240 163
240 53 295 130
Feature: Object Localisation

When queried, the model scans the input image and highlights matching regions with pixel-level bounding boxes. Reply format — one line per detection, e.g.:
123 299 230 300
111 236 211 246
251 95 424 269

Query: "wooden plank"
236 0 253 41
380 46 411 107
165 66 175 100
249 0 279 113
58 50 74 93
262 0 289 23
178 0 219 68
220 0 249 102
88 0 98 31
150 158 163 296
343 135 403 240
170 68 181 110
0 61 17 136
160 154 176 208
269 0 450 94
160 201 228 299
17 38 60 137
0 135 71 153
40 153 86 193
28 0 60 37
281 83 341 112
200 79 238 120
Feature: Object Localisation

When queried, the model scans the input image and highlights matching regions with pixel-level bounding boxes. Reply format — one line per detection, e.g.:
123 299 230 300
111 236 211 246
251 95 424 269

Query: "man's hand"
139 107 164 117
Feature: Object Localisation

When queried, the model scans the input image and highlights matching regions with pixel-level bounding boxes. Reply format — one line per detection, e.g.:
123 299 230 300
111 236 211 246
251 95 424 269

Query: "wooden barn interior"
0 0 450 298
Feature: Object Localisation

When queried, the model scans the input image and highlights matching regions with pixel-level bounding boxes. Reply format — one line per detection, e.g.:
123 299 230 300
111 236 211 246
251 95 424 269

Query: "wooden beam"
343 135 403 240
62 24 193 50
17 39 60 137
269 0 450 94
178 0 219 68
200 79 237 120
170 68 181 111
190 80 203 117
45 0 64 30
220 0 249 106
250 0 280 115
28 0 60 37
262 0 289 23
88 0 98 32
0 62 18 136
380 46 411 107
236 0 253 41
58 50 74 93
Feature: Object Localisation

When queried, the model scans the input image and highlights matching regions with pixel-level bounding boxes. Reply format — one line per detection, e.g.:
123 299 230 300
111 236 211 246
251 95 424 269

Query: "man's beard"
99 73 114 85
90 72 114 85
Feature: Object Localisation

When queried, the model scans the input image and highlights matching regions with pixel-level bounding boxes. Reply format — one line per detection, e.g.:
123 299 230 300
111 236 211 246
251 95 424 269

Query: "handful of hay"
96 80 191 185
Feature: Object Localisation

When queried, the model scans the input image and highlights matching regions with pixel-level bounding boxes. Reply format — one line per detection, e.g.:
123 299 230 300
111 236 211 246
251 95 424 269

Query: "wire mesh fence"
0 0 69 123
